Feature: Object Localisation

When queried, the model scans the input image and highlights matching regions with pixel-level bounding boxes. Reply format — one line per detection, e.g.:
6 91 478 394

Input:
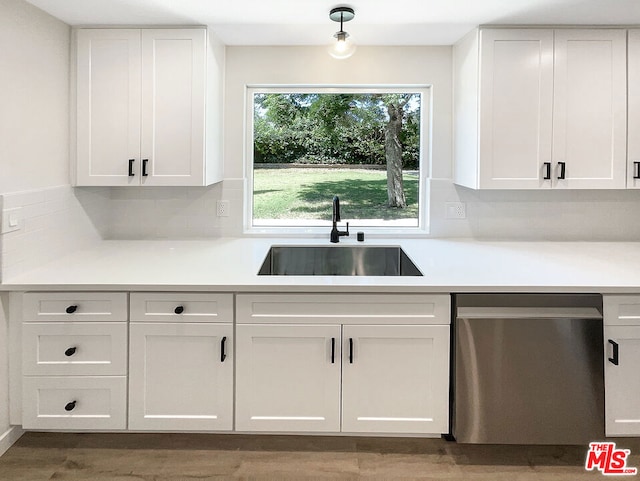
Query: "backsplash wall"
0 186 110 281
4 179 640 281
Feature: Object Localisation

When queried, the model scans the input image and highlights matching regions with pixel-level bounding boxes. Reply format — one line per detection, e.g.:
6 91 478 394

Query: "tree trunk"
384 102 406 208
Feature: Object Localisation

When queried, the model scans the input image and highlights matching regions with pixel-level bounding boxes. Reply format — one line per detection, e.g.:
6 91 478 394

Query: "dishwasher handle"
608 339 619 365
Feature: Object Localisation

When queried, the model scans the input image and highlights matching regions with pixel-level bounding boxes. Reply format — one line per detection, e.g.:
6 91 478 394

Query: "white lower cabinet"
19 291 450 437
236 324 341 432
341 325 449 434
235 293 451 435
128 322 233 431
603 295 640 436
21 292 129 430
128 293 234 431
604 325 640 436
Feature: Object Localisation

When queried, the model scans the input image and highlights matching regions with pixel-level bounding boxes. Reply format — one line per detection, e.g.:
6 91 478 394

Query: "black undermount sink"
258 246 423 276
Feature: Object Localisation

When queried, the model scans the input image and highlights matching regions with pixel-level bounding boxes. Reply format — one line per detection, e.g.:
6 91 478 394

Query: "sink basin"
258 246 423 276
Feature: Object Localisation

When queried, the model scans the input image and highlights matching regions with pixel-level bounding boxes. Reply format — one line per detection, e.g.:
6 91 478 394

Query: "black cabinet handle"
331 338 335 364
128 159 135 176
543 162 551 180
142 159 149 177
349 338 354 364
220 336 227 362
634 161 640 180
557 161 566 180
66 305 78 314
64 347 77 357
608 339 619 365
174 306 184 314
64 401 76 412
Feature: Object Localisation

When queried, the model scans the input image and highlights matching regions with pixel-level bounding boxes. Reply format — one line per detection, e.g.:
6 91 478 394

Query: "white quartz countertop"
2 237 640 293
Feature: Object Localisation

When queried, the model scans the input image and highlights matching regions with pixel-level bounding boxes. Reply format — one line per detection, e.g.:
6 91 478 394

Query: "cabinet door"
605 326 640 436
235 324 341 432
628 30 640 188
129 322 233 431
552 29 626 189
76 29 141 186
140 29 206 186
479 29 554 189
342 325 449 434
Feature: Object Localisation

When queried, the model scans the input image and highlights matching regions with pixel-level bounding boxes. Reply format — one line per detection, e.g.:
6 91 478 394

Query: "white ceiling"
24 0 640 45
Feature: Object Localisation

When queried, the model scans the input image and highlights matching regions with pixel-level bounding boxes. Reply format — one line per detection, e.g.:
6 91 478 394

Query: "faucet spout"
330 195 349 243
332 195 341 223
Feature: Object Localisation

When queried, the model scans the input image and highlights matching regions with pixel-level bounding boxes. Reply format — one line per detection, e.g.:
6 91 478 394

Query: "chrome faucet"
330 195 349 243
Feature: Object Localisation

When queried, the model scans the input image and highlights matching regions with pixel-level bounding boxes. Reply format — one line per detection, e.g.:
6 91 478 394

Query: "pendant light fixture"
328 7 356 59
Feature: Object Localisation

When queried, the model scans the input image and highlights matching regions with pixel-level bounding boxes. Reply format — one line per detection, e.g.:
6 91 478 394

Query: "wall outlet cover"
445 202 466 219
216 200 230 217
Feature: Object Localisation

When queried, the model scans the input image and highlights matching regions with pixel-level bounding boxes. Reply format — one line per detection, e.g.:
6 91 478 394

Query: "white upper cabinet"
76 29 141 186
628 30 640 188
552 29 626 189
75 28 223 186
454 28 627 189
477 29 554 189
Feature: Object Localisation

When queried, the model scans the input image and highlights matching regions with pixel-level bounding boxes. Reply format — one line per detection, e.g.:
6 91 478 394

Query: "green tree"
252 92 421 204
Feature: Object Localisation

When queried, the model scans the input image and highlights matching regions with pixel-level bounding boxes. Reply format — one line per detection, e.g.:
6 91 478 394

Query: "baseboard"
0 426 24 457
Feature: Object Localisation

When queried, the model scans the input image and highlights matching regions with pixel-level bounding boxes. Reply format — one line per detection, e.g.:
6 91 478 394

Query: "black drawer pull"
128 159 135 176
557 161 566 180
174 306 184 314
142 159 149 177
543 162 551 180
608 339 619 365
66 305 78 314
331 338 336 364
349 338 354 364
221 336 227 362
65 401 76 412
634 161 640 180
64 347 77 357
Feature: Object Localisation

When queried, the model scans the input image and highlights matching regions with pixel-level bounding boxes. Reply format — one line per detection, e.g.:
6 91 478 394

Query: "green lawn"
253 167 419 222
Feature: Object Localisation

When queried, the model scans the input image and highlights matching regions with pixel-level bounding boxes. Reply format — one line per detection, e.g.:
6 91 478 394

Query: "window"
245 86 430 233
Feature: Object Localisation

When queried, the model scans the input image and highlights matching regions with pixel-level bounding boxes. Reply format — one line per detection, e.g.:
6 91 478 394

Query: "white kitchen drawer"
22 323 127 376
23 292 128 322
236 294 451 325
603 295 640 325
130 292 233 322
22 376 127 430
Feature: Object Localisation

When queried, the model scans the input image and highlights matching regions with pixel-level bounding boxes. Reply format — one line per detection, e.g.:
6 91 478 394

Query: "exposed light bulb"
329 30 356 59
328 6 356 60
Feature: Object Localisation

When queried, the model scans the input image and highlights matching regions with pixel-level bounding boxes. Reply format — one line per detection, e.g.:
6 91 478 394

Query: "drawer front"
23 292 128 322
130 293 233 322
23 323 127 376
604 295 640 325
22 376 127 430
236 294 451 325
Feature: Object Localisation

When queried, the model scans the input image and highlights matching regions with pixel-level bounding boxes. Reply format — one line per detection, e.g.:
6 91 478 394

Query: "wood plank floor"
1 432 638 480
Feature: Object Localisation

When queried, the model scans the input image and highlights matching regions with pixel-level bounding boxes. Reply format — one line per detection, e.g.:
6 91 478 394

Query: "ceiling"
24 0 640 45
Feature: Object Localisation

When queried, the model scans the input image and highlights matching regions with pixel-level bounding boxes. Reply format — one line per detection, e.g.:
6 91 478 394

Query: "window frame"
244 85 431 236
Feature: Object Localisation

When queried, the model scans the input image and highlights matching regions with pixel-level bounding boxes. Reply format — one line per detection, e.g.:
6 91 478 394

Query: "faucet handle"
345 222 350 236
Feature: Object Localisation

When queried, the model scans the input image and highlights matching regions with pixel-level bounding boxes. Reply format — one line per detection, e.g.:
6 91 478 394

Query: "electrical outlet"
445 202 466 219
216 200 230 217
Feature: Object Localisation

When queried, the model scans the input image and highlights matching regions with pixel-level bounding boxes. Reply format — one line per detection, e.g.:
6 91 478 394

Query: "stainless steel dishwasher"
452 294 604 444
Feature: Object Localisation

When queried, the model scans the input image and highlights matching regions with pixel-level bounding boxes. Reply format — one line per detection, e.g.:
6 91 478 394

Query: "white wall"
0 0 70 194
0 0 70 448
